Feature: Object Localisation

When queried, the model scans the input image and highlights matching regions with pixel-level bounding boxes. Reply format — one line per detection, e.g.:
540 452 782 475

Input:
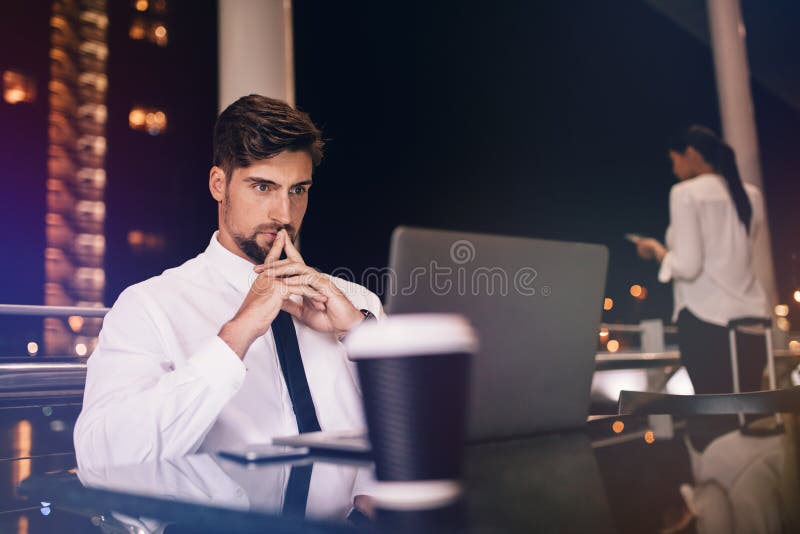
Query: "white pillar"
218 0 295 111
707 0 779 309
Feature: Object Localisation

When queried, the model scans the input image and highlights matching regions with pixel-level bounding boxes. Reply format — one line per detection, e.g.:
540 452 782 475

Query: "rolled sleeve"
664 185 703 281
658 251 674 283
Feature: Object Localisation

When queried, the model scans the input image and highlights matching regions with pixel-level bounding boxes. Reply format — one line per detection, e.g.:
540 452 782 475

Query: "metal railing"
594 349 800 371
0 304 110 318
601 322 679 335
0 362 86 402
596 319 800 371
1 304 799 401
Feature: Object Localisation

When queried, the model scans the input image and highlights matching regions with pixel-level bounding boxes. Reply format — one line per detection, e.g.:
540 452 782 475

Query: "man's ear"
209 166 227 202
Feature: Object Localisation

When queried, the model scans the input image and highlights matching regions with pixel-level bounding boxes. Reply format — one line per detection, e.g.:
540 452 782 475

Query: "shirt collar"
203 230 257 294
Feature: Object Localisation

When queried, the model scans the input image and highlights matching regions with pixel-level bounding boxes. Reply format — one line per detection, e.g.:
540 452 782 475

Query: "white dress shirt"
74 231 384 470
658 174 768 326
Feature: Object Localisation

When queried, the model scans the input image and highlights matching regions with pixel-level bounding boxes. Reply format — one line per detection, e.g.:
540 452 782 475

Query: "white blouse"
658 174 768 326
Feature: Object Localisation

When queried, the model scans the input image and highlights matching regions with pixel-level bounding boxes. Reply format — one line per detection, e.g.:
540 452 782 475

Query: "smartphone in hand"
625 233 645 244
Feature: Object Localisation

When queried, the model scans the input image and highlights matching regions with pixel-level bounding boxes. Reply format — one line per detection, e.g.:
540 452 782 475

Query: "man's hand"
253 229 364 339
218 231 328 359
636 237 667 263
352 494 376 521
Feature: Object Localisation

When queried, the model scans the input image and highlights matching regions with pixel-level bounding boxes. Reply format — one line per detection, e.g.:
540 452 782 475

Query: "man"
74 95 384 470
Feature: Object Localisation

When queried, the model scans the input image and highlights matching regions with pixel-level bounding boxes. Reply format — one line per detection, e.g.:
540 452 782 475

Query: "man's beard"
228 226 297 264
233 234 266 264
223 196 296 264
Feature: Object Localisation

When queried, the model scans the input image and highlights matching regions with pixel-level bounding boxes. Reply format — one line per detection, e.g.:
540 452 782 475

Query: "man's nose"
270 192 292 225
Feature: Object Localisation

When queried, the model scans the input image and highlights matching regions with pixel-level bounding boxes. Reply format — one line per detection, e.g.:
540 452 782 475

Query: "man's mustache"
252 225 296 242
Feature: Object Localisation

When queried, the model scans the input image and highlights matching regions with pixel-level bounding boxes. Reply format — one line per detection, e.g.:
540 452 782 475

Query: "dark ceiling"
644 0 800 112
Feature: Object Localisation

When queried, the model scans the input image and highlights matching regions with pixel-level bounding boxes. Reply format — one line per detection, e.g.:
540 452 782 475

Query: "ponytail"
716 143 752 233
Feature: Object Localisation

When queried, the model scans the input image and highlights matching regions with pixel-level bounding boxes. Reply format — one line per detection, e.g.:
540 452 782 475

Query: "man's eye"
290 185 307 195
255 184 268 192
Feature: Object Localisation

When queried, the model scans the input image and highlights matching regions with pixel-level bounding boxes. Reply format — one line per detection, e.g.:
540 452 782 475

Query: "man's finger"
304 295 327 312
264 231 285 264
282 229 305 263
264 262 316 278
281 298 304 318
283 283 327 302
254 258 292 272
282 272 335 295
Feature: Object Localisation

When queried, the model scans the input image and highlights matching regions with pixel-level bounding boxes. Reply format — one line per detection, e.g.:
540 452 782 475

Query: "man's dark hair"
213 94 324 181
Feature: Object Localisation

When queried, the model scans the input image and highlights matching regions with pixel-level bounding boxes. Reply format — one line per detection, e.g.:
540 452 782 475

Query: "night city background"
1 0 799 357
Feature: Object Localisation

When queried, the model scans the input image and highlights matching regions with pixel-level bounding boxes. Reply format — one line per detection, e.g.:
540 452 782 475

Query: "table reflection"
10 414 800 533
77 454 375 531
594 414 800 534
679 417 800 533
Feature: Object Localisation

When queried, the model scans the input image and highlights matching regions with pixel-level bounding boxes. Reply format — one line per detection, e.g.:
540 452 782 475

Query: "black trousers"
677 308 766 394
677 309 767 451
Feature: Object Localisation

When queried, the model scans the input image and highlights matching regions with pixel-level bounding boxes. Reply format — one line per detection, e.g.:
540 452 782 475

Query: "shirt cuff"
658 251 673 283
189 336 247 394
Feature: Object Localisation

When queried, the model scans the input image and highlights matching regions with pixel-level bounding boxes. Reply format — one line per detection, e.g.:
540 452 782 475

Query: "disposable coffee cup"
372 483 466 534
344 314 478 484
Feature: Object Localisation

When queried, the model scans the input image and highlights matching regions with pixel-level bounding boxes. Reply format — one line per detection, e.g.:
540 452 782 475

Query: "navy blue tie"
271 310 321 434
282 463 314 518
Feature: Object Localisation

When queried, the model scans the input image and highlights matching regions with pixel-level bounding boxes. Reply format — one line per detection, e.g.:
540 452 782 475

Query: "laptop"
271 226 608 451
386 226 608 439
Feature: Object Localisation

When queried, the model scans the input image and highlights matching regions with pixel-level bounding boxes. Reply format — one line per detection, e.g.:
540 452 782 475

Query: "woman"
637 125 769 395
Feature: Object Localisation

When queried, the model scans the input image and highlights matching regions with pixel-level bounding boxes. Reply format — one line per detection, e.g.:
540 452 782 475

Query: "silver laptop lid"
385 226 608 440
